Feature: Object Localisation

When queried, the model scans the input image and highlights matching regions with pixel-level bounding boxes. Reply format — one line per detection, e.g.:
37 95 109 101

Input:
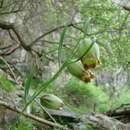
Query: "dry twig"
0 100 69 130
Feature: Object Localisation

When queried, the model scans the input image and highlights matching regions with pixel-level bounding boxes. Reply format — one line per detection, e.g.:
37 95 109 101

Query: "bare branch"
0 22 14 30
11 27 31 51
0 44 20 56
8 30 19 44
30 22 83 47
0 9 22 15
0 0 4 8
0 100 69 130
0 21 31 51
0 56 16 79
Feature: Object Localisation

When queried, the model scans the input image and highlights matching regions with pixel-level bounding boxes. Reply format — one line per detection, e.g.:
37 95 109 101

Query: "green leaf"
58 26 67 67
0 58 7 69
24 71 33 103
0 74 15 92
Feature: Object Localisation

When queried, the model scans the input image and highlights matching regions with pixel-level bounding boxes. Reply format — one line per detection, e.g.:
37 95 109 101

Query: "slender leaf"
58 27 67 67
24 71 33 103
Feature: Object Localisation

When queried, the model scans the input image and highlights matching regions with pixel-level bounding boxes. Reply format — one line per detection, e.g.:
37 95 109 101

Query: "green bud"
67 61 95 83
40 94 64 110
67 61 84 79
78 38 100 69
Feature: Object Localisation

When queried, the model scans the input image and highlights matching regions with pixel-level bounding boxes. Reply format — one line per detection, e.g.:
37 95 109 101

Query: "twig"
8 30 19 44
0 44 20 56
0 9 23 15
12 27 31 51
0 21 83 54
0 56 16 80
0 21 31 51
30 22 83 47
0 0 4 8
107 103 130 114
0 100 69 130
0 44 13 50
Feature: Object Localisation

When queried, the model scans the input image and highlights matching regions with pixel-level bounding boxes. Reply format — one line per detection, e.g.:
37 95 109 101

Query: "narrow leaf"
58 27 67 67
24 71 33 103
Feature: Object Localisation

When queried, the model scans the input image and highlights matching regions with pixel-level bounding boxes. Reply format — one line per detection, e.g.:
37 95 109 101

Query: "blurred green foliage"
0 74 15 92
62 78 109 113
110 88 130 109
8 118 34 130
60 78 130 114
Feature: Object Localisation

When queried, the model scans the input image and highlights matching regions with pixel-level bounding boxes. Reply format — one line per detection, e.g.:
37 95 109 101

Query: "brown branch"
0 100 69 130
85 113 129 130
106 104 130 117
30 22 107 48
11 27 31 51
0 21 83 53
0 21 83 55
0 0 4 8
30 22 83 47
0 44 20 56
0 44 13 50
71 24 84 33
0 9 22 15
0 56 16 79
8 30 19 44
0 21 31 51
0 29 20 56
0 22 14 30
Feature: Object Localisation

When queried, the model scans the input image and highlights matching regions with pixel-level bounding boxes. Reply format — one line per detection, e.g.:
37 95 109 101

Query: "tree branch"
0 21 31 51
0 0 4 8
0 100 69 130
0 44 20 56
30 22 82 47
0 9 22 15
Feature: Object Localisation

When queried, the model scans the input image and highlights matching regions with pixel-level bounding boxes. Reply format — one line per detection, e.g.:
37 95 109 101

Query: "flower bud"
40 94 64 110
78 38 101 70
